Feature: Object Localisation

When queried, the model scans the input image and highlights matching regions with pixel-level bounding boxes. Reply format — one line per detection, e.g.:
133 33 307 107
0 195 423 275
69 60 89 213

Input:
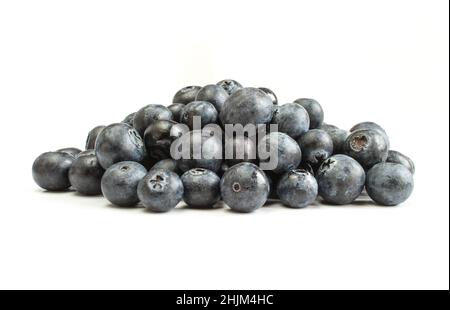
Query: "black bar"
0 290 448 308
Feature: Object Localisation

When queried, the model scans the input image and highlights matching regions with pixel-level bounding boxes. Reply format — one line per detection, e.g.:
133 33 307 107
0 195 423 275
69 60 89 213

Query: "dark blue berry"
167 103 185 122
271 103 310 139
173 86 201 104
220 163 270 212
294 98 324 129
258 132 302 174
57 147 82 157
101 161 147 207
143 119 178 160
69 154 104 195
181 101 218 129
32 152 74 191
386 150 415 174
277 169 318 208
316 154 365 205
133 104 173 136
181 168 220 208
137 168 184 212
216 79 242 95
95 123 146 169
151 159 181 174
366 163 414 206
195 84 229 112
297 129 333 166
85 125 105 150
122 113 135 126
344 129 389 170
220 87 273 126
259 87 278 105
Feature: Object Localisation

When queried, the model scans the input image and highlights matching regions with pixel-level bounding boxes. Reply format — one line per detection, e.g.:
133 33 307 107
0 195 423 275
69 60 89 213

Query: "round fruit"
85 125 105 150
101 161 147 207
344 129 389 170
271 103 310 139
32 152 75 191
294 98 324 129
297 129 333 166
181 168 221 208
277 169 318 208
316 154 366 205
69 154 104 195
173 86 201 104
137 168 184 212
95 123 146 169
216 79 242 95
180 101 218 129
220 163 270 212
258 132 302 174
57 147 82 157
220 87 273 126
133 104 173 136
366 163 414 206
143 120 178 160
195 84 229 112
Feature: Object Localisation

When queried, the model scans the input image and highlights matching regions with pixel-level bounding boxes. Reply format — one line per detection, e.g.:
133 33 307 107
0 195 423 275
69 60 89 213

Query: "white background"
0 0 448 290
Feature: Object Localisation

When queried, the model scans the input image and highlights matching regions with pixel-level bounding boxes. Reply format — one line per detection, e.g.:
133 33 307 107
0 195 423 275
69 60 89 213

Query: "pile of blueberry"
32 79 415 212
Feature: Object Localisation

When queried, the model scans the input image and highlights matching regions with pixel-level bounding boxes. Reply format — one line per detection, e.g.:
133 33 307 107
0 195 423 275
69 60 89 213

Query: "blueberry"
220 162 270 212
133 104 173 136
76 149 96 158
258 132 302 174
173 85 201 104
297 129 333 166
366 163 414 206
316 154 366 204
350 121 390 147
143 120 178 160
344 129 389 170
294 98 324 129
95 123 146 169
319 123 338 131
85 125 105 150
350 121 387 135
321 126 349 154
259 87 278 105
271 103 310 139
220 87 273 126
224 135 257 166
122 113 136 126
195 84 229 112
173 130 223 173
216 79 243 95
32 152 75 191
181 168 221 208
57 147 82 157
180 101 218 129
167 103 185 122
101 161 147 207
137 168 184 212
386 150 415 174
151 159 181 174
69 154 104 195
277 169 318 208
